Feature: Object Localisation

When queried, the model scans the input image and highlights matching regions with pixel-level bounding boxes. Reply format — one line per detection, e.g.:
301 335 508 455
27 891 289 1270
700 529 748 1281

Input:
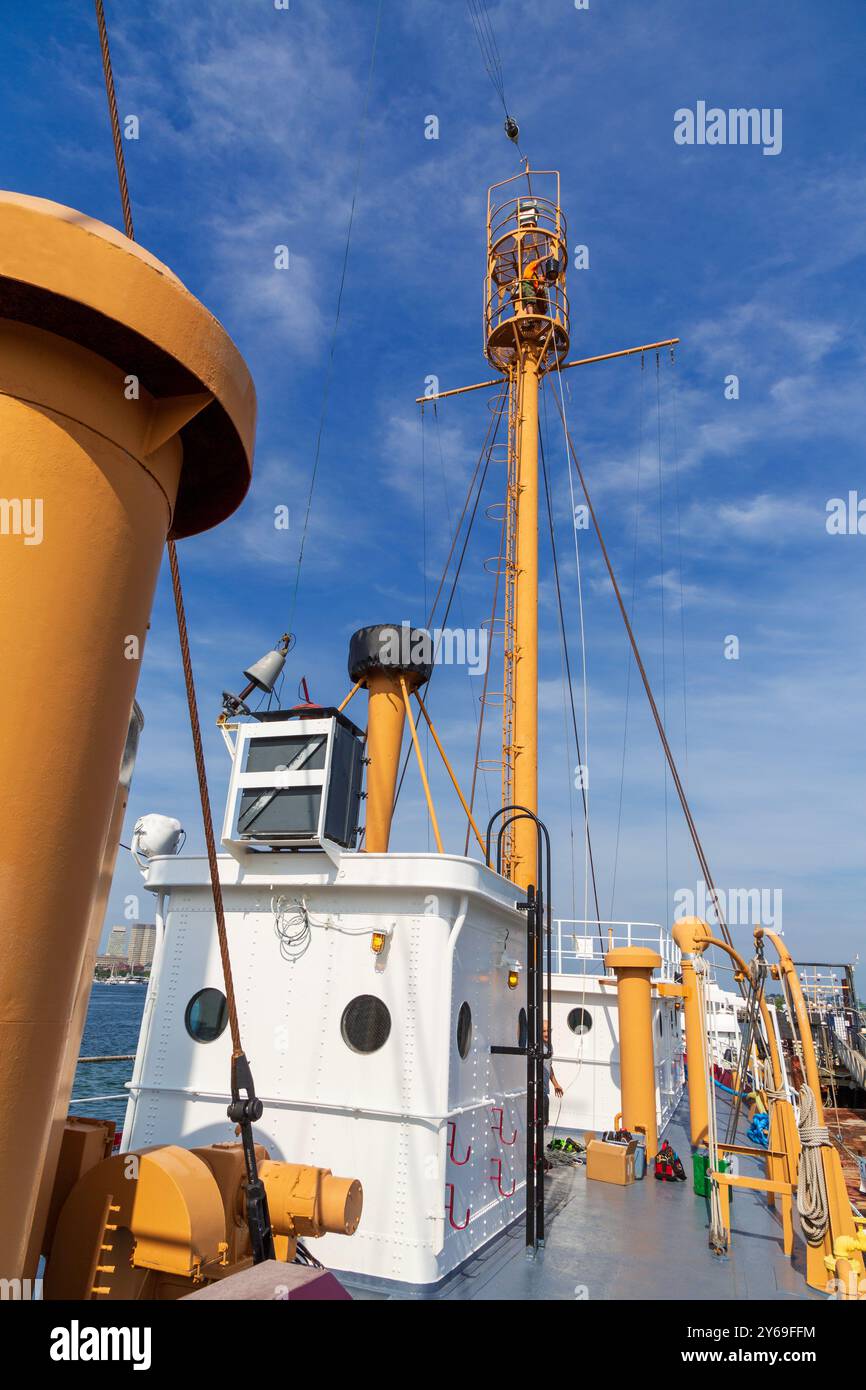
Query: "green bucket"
692 1151 730 1198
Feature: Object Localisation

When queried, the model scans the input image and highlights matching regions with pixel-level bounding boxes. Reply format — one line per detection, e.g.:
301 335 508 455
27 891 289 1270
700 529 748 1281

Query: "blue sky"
5 0 865 986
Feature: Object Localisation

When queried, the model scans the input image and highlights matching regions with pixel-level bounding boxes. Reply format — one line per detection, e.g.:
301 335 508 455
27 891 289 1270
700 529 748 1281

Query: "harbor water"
71 982 146 1132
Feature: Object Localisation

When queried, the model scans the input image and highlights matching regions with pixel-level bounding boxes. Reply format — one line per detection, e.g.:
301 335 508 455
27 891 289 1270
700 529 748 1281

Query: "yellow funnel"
0 193 256 1279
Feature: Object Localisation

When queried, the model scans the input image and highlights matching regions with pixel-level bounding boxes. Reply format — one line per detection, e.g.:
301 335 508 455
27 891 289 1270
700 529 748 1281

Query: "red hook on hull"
446 1184 470 1230
490 1105 517 1145
490 1158 516 1197
447 1120 471 1166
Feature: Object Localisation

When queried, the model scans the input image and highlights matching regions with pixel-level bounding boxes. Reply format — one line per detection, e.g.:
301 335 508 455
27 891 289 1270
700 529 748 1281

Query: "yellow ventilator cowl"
0 192 256 1281
671 915 712 956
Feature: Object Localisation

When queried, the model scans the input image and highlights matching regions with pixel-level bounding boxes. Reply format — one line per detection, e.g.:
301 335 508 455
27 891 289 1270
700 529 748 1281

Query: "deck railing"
550 919 681 983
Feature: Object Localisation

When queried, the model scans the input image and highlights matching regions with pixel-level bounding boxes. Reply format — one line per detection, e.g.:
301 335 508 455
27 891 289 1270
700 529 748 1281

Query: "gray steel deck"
350 1094 819 1301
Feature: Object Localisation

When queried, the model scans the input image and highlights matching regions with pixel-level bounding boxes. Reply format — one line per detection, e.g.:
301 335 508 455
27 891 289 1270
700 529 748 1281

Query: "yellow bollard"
604 945 663 1158
671 917 713 1149
0 193 255 1280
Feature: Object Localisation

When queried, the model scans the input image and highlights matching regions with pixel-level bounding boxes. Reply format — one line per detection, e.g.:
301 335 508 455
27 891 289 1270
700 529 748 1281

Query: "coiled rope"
796 1083 831 1247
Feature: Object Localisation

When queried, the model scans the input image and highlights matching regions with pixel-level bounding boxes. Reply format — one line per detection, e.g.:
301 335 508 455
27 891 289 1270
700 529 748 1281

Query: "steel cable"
549 389 737 957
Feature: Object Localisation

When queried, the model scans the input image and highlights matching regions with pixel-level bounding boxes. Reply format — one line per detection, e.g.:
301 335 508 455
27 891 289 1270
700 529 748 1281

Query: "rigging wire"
656 353 671 933
465 0 525 158
421 405 429 626
287 0 384 637
541 393 577 918
421 404 430 850
465 0 508 117
610 353 645 918
433 401 492 823
392 394 507 824
464 488 507 853
669 346 690 783
551 359 593 933
548 388 737 955
422 395 504 637
538 406 603 939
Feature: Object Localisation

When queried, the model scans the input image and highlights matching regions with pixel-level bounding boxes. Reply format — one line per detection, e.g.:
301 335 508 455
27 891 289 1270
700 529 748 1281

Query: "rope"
796 1084 831 1247
93 0 242 1057
167 547 242 1052
764 1085 788 1105
725 956 765 1145
94 0 134 241
94 0 274 1261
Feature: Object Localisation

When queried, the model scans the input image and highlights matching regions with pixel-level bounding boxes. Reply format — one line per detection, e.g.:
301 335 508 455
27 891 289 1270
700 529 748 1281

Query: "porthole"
341 994 391 1054
567 1006 592 1036
518 1008 528 1049
457 1001 472 1059
184 987 228 1044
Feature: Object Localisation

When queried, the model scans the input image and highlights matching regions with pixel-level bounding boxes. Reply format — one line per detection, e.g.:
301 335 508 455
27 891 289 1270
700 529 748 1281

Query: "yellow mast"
484 168 570 888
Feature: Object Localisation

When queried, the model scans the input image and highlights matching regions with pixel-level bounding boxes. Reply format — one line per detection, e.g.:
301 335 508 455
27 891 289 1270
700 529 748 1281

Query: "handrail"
549 918 681 982
69 1093 128 1105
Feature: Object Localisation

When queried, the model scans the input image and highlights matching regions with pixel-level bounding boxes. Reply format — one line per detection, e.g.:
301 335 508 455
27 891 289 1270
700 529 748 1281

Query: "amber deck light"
0 193 256 1280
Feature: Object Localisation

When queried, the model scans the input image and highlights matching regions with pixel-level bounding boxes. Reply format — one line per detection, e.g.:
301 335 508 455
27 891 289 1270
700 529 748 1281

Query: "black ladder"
487 807 552 1253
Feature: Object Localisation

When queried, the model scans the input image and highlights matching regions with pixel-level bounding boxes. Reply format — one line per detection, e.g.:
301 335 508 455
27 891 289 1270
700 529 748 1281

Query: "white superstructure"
704 977 743 1067
546 920 684 1137
121 713 686 1293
